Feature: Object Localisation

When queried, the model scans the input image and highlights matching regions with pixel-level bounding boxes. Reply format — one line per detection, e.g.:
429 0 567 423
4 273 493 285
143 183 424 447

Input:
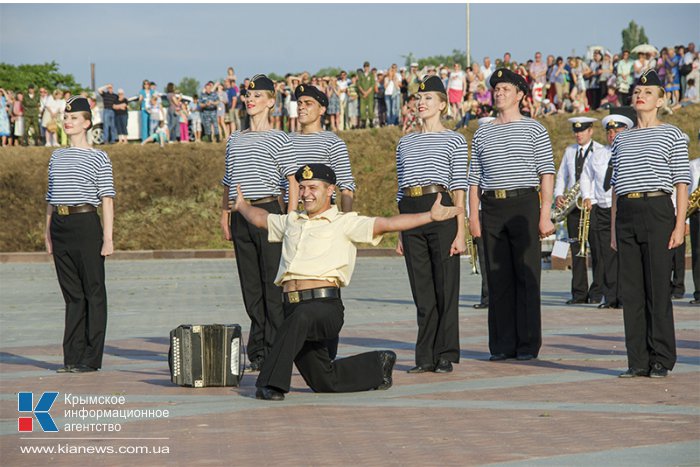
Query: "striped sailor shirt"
45 147 116 206
290 131 356 192
610 124 690 196
222 130 297 201
395 130 469 202
468 118 555 190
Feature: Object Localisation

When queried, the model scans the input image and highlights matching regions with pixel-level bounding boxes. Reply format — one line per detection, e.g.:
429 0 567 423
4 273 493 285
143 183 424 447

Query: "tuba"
687 187 700 219
551 181 581 223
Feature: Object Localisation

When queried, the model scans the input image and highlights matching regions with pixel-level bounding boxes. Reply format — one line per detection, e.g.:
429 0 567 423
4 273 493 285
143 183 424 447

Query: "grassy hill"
1 106 698 252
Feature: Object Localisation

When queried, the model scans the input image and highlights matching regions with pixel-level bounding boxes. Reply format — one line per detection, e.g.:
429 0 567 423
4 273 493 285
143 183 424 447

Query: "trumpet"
576 198 590 258
465 221 479 275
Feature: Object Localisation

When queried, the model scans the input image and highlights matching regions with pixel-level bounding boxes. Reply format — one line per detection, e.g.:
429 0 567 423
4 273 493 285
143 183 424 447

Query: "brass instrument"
687 187 700 219
576 198 590 258
466 221 479 275
552 181 581 223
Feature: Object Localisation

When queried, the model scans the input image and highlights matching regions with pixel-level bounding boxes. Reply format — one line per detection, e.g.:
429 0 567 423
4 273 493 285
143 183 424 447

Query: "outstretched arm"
373 193 464 236
234 185 270 229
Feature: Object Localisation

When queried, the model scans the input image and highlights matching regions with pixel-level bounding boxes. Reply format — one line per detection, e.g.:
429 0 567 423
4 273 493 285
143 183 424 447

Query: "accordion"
169 324 243 387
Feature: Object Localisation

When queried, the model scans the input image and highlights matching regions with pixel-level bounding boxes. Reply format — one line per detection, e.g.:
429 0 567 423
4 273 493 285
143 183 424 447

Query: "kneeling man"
234 163 463 400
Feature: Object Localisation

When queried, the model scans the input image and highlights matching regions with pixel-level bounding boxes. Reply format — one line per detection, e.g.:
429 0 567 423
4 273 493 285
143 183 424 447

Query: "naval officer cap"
295 163 337 185
294 84 329 108
602 106 636 130
489 68 529 94
64 96 91 114
418 75 446 94
638 69 663 87
248 74 275 92
568 116 597 132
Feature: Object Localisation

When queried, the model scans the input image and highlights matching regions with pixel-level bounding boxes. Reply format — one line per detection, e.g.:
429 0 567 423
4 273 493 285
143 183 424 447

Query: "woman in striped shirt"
220 74 299 372
44 96 115 374
395 75 468 374
610 69 690 378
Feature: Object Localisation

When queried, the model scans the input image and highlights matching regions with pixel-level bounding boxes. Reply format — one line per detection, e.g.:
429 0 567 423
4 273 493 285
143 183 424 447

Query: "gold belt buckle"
628 192 642 199
287 291 300 304
409 186 423 197
495 189 507 199
57 205 70 216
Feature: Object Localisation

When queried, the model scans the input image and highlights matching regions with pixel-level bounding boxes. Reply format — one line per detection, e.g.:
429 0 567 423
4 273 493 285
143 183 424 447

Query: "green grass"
1 106 698 252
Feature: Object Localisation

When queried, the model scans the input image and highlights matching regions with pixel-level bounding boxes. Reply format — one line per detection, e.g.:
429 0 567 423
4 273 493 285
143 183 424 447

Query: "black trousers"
50 211 107 369
399 193 460 366
256 297 384 393
590 205 619 304
476 236 489 304
670 241 686 296
691 212 700 300
566 208 602 301
230 200 284 362
481 191 542 357
616 195 676 370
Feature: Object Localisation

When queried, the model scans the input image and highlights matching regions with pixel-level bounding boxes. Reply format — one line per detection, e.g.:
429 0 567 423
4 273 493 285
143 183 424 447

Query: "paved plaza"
0 257 698 466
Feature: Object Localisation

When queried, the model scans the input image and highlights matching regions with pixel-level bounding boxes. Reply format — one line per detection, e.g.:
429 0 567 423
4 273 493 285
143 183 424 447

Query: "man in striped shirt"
468 68 556 362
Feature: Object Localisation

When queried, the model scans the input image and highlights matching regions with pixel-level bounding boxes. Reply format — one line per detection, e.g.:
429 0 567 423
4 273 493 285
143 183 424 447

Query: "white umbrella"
631 44 658 55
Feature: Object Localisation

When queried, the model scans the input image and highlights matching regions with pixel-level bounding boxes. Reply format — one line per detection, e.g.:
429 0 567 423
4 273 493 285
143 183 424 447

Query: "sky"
1 3 699 96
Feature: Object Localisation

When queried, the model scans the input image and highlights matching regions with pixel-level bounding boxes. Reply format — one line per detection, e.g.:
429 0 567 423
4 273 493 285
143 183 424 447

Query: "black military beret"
418 75 446 94
64 96 91 113
638 69 663 87
295 84 328 108
295 164 337 185
248 74 275 92
489 68 529 94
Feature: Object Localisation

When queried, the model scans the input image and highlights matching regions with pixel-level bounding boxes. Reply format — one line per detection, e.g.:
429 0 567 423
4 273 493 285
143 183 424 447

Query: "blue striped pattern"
468 118 555 189
45 147 115 205
395 131 469 202
610 124 690 195
290 132 356 192
222 130 297 201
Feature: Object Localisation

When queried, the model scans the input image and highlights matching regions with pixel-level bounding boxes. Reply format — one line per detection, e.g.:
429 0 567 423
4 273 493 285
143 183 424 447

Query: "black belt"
402 185 446 198
52 204 97 216
622 191 669 199
284 287 340 304
482 187 537 199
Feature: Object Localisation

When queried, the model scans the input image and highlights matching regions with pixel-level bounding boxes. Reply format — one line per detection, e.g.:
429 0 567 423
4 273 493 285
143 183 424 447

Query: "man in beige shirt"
234 163 463 400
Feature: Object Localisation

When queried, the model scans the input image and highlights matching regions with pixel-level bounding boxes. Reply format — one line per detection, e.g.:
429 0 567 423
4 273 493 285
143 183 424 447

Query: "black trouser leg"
567 208 589 301
476 236 489 304
617 196 676 370
51 212 107 369
399 193 460 366
231 201 283 361
591 206 619 304
482 192 542 357
670 242 686 296
691 212 700 300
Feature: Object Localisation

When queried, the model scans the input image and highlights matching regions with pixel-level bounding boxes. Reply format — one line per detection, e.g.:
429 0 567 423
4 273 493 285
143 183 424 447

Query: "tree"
402 49 471 70
0 61 85 93
267 72 284 82
621 20 650 53
315 67 343 78
177 77 200 97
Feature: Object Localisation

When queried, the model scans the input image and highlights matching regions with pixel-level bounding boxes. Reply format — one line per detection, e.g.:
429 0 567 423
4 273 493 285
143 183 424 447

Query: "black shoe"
488 353 514 361
71 364 97 373
649 362 669 378
255 386 285 401
671 293 685 300
598 302 616 309
566 298 588 305
516 353 536 361
248 357 264 372
407 364 435 373
690 299 700 305
619 368 649 378
56 365 74 373
473 303 488 309
434 359 453 373
376 351 397 390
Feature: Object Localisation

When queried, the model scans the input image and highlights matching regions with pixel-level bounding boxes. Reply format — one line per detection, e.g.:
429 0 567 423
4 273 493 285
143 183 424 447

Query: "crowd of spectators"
1 43 698 146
